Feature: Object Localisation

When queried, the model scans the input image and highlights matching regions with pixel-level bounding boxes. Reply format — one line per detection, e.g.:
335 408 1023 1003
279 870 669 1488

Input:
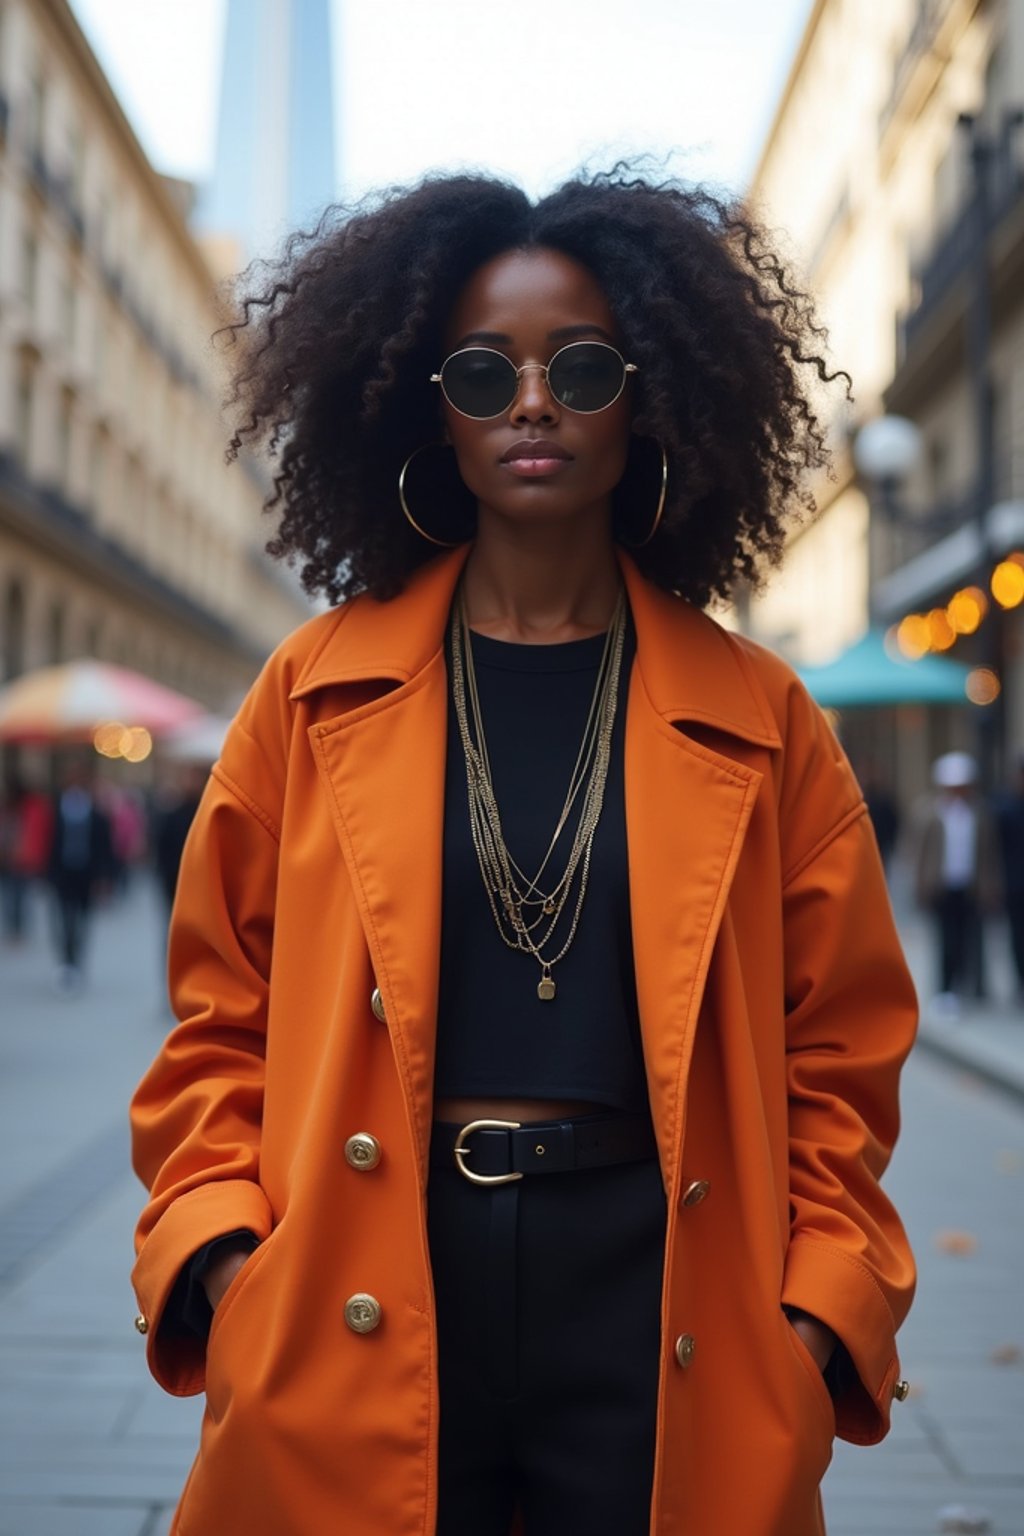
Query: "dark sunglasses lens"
549 344 625 411
441 351 517 417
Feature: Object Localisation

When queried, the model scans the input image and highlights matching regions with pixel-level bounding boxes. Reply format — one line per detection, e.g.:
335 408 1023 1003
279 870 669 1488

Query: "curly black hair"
221 165 849 608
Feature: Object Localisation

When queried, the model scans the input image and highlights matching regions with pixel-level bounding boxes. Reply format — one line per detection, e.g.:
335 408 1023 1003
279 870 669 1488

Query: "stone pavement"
0 873 1021 1535
0 880 200 1536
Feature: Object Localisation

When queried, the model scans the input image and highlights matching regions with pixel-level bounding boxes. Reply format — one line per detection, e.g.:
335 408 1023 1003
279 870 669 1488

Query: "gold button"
344 1132 382 1171
344 1293 382 1334
134 1314 149 1335
370 987 386 1023
681 1179 710 1207
893 1378 910 1402
674 1332 696 1368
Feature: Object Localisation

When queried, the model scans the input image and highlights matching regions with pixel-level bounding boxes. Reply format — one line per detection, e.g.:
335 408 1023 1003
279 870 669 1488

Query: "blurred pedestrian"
47 757 113 989
0 771 52 942
100 782 148 897
152 765 206 916
995 754 1024 997
914 751 1001 1014
859 761 901 873
130 169 916 1536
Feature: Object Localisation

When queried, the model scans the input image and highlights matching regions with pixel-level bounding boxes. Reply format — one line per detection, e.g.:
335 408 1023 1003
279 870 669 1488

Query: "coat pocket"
204 1230 277 1418
783 1314 837 1440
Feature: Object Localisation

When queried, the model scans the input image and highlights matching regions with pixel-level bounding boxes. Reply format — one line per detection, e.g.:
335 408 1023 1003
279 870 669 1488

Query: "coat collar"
290 544 781 749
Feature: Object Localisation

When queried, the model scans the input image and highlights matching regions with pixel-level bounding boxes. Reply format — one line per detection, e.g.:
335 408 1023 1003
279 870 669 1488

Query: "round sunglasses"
431 341 637 419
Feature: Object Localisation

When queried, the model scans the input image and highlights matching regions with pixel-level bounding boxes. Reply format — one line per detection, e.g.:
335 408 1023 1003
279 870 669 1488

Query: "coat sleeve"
774 680 918 1446
130 701 285 1396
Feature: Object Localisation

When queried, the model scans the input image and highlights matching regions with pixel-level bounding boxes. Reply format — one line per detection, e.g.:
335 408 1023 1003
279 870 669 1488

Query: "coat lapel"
618 557 781 1188
291 546 782 1191
293 550 470 1183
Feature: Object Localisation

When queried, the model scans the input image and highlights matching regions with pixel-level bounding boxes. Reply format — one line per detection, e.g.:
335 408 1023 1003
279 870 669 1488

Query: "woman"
130 169 917 1536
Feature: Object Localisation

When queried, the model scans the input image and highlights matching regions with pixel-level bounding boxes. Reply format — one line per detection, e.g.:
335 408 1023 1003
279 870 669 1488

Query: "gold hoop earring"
398 443 462 548
619 438 668 549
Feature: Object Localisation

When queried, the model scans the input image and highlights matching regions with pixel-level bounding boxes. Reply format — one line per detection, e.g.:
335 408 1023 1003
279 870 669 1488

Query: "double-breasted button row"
681 1178 710 1208
344 1132 382 1170
370 987 386 1023
344 1293 382 1333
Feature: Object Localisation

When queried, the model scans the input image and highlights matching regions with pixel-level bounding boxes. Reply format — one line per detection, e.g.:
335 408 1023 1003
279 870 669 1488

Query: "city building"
0 0 314 733
747 0 1023 796
196 0 336 270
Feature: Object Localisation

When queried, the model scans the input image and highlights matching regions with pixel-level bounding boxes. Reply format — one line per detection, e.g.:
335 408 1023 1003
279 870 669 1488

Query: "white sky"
69 0 813 201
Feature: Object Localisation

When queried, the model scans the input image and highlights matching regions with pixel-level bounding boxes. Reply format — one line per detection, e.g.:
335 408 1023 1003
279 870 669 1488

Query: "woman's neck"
462 518 622 644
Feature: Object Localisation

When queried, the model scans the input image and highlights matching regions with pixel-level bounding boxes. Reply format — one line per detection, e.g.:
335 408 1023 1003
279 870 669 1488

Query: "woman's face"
440 247 633 531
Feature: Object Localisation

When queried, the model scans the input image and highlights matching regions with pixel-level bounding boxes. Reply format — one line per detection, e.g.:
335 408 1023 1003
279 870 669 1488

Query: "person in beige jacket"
915 751 1002 1010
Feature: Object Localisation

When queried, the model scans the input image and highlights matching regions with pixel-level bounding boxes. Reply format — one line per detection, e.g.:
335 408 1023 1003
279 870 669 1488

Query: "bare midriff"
434 1096 603 1125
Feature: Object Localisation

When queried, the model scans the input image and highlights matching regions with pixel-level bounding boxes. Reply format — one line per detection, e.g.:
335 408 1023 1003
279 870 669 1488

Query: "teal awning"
796 628 972 708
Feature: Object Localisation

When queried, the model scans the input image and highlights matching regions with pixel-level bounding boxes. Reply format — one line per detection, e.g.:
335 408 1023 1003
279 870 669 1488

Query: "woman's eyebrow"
452 330 511 348
547 324 616 343
452 322 616 349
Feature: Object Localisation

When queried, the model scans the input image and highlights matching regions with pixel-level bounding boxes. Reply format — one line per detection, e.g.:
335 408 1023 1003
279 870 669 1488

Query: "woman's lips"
499 440 573 478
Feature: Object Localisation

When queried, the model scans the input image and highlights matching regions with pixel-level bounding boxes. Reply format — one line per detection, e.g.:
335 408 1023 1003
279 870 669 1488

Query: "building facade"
747 0 1024 791
0 0 313 722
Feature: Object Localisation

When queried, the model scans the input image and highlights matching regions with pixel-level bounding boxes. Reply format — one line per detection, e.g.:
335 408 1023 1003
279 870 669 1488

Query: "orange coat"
131 546 917 1536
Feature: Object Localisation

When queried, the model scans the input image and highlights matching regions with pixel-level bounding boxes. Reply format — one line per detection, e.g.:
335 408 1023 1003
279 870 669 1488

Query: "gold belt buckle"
453 1118 523 1186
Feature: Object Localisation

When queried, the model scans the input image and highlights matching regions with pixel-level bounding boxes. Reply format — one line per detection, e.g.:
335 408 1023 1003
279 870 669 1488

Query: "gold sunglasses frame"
431 340 638 419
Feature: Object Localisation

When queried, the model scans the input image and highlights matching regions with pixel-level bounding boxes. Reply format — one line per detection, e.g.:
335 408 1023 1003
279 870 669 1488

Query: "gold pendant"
537 973 556 1001
543 899 555 915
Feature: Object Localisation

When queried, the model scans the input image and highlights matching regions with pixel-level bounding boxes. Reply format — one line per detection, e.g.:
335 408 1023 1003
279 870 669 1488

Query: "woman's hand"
785 1307 837 1374
202 1244 253 1314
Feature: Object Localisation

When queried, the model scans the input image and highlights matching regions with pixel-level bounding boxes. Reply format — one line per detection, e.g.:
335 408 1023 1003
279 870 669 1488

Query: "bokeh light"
991 559 1024 610
121 727 153 762
926 608 956 651
965 667 1000 706
91 721 153 761
946 586 988 635
896 614 931 659
93 721 126 757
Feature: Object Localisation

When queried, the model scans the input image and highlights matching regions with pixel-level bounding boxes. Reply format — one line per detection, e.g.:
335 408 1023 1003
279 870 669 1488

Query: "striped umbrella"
0 660 205 743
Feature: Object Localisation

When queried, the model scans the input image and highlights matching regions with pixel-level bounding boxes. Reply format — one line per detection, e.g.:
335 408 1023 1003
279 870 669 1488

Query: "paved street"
0 874 1021 1535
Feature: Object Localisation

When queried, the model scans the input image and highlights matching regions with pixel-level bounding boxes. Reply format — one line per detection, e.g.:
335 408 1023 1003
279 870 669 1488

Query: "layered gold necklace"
449 583 628 1002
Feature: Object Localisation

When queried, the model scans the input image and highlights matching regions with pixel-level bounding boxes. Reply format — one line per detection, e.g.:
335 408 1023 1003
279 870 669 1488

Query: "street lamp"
853 414 923 620
853 415 923 502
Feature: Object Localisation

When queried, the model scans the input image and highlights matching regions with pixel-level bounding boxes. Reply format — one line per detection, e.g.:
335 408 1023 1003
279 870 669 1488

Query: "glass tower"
197 0 336 265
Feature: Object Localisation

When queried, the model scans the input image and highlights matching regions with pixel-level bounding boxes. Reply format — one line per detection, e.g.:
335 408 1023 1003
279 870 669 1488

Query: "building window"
94 192 109 267
62 275 75 349
47 600 65 665
2 578 26 683
21 229 38 311
94 298 107 384
26 69 46 162
927 436 949 502
15 353 35 466
56 389 74 492
89 426 108 512
66 117 85 204
83 616 103 659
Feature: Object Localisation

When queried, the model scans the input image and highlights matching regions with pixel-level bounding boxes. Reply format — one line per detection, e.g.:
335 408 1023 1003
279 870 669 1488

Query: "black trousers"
936 886 985 996
51 871 93 969
427 1139 666 1536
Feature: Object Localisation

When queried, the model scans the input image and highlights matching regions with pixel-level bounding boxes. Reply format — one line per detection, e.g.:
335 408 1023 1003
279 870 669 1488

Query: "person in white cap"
915 751 1001 1012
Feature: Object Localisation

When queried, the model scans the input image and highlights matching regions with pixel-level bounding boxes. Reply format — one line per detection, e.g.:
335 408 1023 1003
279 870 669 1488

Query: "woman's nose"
509 364 559 425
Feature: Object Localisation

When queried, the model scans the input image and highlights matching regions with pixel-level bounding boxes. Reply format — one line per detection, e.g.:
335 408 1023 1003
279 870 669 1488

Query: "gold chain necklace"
450 585 627 1001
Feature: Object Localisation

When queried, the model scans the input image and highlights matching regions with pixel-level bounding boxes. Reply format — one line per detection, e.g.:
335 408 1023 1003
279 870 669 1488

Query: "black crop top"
433 614 648 1113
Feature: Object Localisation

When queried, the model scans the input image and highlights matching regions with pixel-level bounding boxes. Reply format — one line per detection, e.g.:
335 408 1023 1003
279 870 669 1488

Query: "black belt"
430 1113 657 1186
